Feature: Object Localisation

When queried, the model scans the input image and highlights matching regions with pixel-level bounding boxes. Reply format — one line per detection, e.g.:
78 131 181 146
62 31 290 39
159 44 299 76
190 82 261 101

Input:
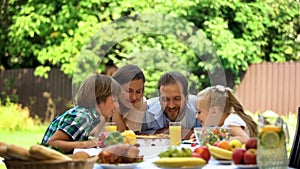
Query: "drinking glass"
169 122 181 146
194 127 230 146
257 114 288 169
104 122 117 132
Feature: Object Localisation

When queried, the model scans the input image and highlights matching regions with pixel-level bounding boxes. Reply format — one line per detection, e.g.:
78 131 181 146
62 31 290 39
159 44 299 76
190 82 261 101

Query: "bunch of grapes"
158 147 193 157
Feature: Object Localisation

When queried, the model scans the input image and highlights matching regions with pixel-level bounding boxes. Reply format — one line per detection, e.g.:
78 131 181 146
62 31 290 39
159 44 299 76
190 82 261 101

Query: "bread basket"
4 156 98 169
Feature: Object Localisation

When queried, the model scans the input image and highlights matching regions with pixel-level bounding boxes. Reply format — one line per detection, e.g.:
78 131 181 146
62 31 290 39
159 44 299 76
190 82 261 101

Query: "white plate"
73 148 102 156
158 167 205 169
96 163 139 169
233 164 258 169
215 159 232 165
211 157 232 165
139 146 169 159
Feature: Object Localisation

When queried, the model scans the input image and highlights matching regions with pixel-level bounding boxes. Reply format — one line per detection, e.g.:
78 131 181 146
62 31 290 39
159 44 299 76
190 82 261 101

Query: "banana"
208 145 232 160
153 157 206 168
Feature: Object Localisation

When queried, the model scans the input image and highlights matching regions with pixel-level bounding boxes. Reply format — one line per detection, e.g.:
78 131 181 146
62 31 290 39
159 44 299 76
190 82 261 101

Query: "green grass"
0 130 46 148
0 127 47 169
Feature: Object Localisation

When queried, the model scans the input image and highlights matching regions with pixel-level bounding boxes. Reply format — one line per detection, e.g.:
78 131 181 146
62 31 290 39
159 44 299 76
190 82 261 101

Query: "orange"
217 141 230 150
260 125 282 133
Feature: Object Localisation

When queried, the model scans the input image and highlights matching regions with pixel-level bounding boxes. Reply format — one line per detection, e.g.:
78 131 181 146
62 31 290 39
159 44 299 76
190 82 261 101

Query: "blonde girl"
195 85 257 143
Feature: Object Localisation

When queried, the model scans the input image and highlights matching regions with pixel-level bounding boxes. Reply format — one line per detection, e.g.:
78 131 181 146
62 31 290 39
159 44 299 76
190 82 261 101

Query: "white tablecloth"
74 144 292 169
93 156 237 169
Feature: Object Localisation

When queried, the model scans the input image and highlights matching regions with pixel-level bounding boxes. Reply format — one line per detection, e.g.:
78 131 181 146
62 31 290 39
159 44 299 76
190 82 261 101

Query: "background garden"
0 0 299 168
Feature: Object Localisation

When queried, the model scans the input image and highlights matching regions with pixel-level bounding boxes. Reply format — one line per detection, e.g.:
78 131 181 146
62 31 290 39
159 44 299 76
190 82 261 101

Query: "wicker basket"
4 156 98 169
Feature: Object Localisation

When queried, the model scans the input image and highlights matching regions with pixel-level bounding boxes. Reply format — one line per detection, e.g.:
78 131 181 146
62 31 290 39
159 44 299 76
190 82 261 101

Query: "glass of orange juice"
169 122 181 146
104 122 117 132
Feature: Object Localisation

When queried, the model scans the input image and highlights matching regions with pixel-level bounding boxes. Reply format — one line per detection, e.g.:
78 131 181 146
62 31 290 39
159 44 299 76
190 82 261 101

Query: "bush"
0 99 42 131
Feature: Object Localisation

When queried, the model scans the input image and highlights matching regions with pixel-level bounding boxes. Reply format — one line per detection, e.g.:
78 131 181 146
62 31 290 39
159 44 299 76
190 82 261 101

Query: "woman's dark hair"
112 64 146 85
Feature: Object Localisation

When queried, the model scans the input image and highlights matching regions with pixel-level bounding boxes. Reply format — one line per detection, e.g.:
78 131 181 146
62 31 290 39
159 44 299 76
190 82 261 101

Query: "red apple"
193 146 211 162
243 148 257 164
232 148 246 164
245 137 257 150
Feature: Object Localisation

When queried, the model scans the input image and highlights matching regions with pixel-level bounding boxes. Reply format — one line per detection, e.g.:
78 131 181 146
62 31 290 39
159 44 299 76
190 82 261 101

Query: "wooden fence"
235 62 300 116
0 68 72 121
0 62 299 121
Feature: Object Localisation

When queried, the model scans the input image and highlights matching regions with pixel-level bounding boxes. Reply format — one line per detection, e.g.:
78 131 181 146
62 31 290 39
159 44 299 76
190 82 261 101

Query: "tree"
0 0 299 97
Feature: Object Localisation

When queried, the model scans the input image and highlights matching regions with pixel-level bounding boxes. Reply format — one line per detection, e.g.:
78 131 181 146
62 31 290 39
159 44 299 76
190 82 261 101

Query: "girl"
195 85 257 143
111 64 147 133
41 74 120 153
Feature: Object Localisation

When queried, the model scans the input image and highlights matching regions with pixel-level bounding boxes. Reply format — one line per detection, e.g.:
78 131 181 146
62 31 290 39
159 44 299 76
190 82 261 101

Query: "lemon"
260 131 283 148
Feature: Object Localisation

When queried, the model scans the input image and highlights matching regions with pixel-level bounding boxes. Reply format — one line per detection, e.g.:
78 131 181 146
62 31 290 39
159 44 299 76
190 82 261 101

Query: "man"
141 71 201 139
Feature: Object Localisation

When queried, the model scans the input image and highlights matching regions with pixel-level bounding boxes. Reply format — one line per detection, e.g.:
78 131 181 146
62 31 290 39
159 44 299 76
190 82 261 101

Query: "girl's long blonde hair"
197 85 258 137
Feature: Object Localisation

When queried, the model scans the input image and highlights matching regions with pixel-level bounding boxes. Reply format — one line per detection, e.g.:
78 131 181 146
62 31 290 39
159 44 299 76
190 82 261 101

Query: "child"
41 74 120 153
195 85 257 143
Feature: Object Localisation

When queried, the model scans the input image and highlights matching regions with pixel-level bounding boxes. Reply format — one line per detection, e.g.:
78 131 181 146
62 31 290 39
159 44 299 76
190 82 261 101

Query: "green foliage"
0 78 19 103
0 100 42 131
0 0 299 95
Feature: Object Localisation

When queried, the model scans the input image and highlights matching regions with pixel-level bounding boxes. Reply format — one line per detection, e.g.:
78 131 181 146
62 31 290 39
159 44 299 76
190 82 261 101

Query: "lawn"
0 128 47 169
0 130 46 148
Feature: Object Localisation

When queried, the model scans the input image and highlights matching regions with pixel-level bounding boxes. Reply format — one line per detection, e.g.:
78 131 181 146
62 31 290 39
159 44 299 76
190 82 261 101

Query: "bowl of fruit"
194 126 231 146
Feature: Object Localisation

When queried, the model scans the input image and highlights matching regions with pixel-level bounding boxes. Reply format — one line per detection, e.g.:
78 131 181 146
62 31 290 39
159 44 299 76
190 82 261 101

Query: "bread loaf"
6 144 32 160
0 141 8 147
29 144 72 161
0 145 11 159
71 151 90 160
0 141 9 158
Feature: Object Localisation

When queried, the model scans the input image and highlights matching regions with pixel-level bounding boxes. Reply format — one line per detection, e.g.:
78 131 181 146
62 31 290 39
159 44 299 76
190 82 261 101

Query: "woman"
41 74 120 153
111 64 147 133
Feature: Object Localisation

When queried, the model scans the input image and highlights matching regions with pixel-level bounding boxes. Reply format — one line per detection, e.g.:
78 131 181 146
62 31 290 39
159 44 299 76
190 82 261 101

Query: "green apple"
229 139 242 151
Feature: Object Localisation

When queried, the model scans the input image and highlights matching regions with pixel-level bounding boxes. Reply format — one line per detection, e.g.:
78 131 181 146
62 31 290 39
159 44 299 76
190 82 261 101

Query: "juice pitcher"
257 114 288 169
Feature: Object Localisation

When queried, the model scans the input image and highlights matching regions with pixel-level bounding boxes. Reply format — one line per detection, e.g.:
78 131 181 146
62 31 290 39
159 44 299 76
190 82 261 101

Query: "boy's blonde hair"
197 85 257 137
74 74 120 108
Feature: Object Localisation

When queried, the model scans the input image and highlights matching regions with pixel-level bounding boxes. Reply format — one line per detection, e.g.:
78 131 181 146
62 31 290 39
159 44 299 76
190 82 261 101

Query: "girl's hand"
190 133 196 139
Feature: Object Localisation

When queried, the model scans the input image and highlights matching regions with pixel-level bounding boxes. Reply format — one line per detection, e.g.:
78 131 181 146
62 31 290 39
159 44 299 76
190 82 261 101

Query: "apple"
243 148 257 164
229 139 242 151
245 137 257 150
232 148 246 164
193 146 211 162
